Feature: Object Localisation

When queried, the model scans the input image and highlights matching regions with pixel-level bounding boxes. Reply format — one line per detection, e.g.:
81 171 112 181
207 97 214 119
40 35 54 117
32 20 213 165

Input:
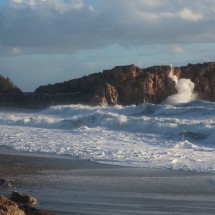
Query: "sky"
0 0 215 91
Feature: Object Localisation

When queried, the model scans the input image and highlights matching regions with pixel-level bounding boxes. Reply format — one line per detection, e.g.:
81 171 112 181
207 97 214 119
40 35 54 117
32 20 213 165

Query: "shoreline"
1 152 215 214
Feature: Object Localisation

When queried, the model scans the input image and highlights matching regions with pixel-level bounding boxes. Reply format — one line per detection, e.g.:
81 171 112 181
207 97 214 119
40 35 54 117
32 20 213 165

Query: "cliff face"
179 62 215 102
35 65 177 106
35 62 215 106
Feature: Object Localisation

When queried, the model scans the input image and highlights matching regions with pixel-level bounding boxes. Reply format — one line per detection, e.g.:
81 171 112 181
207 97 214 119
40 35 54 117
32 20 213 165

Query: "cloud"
178 8 203 21
10 0 86 11
1 0 97 52
0 0 214 56
170 45 185 55
11 47 22 55
12 0 23 4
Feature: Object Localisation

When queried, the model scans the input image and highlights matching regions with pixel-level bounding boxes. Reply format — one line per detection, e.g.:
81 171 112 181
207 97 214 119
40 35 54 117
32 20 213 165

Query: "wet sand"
1 152 215 214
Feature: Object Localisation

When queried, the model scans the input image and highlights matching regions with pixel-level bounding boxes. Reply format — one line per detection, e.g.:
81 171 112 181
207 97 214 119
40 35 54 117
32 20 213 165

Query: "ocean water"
0 72 215 172
0 101 214 172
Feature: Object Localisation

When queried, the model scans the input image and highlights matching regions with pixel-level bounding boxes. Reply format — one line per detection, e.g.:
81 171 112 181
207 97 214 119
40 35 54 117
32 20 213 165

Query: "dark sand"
1 151 215 214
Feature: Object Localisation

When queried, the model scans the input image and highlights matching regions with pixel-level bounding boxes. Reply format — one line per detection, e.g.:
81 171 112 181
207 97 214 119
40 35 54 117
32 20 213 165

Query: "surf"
162 65 197 105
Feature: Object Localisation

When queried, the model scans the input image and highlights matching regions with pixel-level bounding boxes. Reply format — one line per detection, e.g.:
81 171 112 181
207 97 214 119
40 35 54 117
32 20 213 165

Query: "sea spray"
163 65 197 105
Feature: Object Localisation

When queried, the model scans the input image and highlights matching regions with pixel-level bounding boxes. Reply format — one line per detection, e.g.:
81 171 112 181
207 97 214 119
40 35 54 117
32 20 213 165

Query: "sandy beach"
1 151 215 215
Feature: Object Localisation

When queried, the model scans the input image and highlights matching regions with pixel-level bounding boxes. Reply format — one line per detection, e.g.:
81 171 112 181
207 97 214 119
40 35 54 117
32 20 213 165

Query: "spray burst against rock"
162 65 197 105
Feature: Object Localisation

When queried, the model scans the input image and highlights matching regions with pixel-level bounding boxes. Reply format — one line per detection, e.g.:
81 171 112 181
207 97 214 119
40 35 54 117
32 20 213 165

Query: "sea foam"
163 65 197 105
0 100 214 172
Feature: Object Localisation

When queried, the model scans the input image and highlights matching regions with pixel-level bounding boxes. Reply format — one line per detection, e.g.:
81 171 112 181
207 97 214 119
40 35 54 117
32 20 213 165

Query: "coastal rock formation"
0 179 12 188
0 195 25 215
179 62 215 101
92 83 119 106
35 64 179 106
11 191 37 205
0 192 50 215
1 61 215 107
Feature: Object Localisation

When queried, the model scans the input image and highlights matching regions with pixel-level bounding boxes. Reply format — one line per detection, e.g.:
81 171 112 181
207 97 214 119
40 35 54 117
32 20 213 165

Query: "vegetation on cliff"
0 75 22 94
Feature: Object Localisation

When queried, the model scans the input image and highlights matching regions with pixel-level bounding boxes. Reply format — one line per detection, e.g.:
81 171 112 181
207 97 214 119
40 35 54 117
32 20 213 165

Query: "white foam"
0 101 214 172
174 140 199 149
163 66 197 105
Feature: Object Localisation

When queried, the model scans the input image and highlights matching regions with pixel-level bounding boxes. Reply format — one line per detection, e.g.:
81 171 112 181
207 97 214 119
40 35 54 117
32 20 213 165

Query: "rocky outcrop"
92 83 119 106
11 191 37 205
0 179 12 188
35 62 215 106
179 62 215 101
0 191 50 215
0 195 25 215
35 64 177 106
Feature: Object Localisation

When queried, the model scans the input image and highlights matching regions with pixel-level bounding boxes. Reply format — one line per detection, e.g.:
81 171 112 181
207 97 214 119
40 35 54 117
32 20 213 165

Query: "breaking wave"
0 100 214 172
163 66 197 105
0 101 214 144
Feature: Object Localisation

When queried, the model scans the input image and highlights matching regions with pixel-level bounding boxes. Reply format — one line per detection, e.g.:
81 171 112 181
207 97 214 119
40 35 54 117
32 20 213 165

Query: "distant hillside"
0 75 22 94
35 62 215 106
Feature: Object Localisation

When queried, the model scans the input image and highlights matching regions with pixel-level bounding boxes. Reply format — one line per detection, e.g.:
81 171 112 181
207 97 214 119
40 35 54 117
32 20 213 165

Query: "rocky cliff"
35 62 215 106
179 62 215 102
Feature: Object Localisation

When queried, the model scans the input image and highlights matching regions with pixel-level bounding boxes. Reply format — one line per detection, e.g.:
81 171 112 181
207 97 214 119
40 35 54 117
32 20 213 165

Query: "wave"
41 100 215 117
162 66 197 105
0 101 214 145
0 101 215 172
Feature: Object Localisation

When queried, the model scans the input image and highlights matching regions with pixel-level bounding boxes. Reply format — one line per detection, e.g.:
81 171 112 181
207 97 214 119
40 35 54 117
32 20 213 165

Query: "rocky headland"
35 62 215 106
0 62 214 107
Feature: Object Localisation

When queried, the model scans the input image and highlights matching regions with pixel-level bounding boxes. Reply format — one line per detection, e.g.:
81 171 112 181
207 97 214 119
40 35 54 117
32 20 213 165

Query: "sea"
0 74 215 172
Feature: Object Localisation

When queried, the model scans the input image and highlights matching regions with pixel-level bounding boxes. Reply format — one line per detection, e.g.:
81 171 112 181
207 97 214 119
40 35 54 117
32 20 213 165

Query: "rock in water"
11 191 37 205
0 179 13 188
